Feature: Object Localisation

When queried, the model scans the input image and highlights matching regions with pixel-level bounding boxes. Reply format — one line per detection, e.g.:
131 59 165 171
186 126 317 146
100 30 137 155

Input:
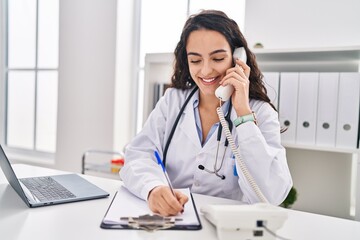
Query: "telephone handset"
215 47 247 101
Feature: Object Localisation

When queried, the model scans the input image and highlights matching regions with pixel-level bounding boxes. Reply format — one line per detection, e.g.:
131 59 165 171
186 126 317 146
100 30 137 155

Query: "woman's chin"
196 80 220 96
200 87 218 97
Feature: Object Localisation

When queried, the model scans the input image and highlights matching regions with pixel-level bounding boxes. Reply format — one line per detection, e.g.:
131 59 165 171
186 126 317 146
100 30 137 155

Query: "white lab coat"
120 88 292 205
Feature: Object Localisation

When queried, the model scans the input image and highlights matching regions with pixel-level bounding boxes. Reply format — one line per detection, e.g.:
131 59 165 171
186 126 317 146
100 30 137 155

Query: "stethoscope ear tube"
163 86 199 167
164 87 232 180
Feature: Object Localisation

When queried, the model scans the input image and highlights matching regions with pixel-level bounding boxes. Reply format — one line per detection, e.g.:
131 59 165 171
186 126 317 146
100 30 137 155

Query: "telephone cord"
216 107 268 203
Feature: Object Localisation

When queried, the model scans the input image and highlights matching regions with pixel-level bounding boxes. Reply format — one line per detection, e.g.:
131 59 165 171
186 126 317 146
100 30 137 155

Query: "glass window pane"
7 71 35 149
189 0 246 31
8 0 37 68
38 0 59 68
36 71 58 152
140 0 188 67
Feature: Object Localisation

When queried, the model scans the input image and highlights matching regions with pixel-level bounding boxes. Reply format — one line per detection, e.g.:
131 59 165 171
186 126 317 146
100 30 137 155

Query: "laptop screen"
0 145 30 206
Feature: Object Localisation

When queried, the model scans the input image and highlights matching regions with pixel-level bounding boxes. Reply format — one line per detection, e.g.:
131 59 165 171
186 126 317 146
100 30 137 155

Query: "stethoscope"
198 102 233 180
162 86 233 180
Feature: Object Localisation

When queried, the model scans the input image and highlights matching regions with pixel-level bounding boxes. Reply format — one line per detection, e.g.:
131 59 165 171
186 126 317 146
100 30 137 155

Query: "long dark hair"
171 10 274 109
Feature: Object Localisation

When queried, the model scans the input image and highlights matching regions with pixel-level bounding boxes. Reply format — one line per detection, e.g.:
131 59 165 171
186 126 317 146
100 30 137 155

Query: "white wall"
55 0 117 172
113 0 137 152
244 0 360 49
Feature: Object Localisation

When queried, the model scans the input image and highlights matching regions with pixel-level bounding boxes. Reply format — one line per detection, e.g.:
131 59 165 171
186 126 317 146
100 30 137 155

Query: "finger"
175 191 189 206
151 187 183 216
235 59 251 77
226 64 244 75
151 194 174 216
148 186 174 215
157 204 172 217
162 191 184 214
235 58 248 69
221 72 246 85
225 66 246 80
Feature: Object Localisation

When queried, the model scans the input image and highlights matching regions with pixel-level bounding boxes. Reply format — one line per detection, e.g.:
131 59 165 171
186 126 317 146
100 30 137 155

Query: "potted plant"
280 187 297 208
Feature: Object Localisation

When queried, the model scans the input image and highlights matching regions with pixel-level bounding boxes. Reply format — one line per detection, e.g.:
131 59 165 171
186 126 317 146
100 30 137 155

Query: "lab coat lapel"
201 126 221 152
203 106 236 151
178 97 202 150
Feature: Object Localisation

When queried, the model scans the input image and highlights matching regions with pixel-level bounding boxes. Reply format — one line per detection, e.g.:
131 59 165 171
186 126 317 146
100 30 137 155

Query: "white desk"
1 164 360 240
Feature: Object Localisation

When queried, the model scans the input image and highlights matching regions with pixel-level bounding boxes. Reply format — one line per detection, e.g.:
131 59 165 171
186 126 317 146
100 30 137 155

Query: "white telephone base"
201 203 288 240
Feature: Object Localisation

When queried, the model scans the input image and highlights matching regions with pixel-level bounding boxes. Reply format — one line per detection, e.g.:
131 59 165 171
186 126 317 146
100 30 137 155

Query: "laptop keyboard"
20 176 76 202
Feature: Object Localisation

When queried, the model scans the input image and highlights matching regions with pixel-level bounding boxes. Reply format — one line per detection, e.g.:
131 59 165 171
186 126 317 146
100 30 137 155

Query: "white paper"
102 186 200 226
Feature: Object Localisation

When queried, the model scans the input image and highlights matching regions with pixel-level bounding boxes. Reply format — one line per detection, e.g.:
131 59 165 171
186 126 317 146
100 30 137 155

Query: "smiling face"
186 29 233 99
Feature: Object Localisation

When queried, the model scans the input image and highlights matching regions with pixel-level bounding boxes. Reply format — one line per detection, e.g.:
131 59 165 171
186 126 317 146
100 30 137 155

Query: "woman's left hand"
219 58 252 116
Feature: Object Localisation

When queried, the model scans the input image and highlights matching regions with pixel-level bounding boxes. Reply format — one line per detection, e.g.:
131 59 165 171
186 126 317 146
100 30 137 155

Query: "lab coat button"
194 181 200 187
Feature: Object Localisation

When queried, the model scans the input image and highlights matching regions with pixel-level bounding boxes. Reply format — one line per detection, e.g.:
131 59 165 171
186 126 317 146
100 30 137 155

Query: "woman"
120 10 292 216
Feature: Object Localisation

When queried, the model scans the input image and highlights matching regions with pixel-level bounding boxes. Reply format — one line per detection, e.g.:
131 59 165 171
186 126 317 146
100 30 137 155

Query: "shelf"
83 163 122 180
81 149 124 180
254 46 360 72
253 46 360 62
283 143 360 154
145 52 173 63
84 162 113 173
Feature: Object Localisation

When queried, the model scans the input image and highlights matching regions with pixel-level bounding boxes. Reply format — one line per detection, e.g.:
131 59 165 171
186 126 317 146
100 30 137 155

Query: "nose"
200 60 213 76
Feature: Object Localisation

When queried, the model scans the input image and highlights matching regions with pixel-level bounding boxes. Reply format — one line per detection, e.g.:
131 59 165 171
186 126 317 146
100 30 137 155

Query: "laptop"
0 144 109 207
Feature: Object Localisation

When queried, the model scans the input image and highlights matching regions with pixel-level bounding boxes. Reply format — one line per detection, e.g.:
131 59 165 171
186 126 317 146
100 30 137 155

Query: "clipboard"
100 186 202 231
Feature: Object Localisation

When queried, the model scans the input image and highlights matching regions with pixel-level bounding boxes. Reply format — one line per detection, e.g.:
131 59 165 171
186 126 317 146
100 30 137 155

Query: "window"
4 0 59 154
136 0 246 132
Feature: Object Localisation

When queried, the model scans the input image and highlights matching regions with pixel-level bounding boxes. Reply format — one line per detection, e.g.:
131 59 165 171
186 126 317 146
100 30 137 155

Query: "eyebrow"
187 49 228 57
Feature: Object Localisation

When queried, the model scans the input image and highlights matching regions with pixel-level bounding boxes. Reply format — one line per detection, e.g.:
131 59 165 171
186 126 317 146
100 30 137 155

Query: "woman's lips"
200 77 218 85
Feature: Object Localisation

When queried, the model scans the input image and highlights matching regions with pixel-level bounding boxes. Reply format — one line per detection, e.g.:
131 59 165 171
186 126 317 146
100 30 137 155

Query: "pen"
154 150 176 197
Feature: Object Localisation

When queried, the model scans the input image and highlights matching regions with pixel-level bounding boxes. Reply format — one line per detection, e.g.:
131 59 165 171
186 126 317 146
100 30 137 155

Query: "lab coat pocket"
221 155 241 199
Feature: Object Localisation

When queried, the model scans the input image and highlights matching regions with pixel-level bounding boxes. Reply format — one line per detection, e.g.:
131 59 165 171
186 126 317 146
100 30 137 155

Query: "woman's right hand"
148 186 188 216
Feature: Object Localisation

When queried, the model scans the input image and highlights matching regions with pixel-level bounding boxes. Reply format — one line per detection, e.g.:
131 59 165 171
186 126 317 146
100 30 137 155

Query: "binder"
263 72 280 109
316 73 339 147
336 73 360 149
279 73 299 144
296 73 319 145
100 186 202 231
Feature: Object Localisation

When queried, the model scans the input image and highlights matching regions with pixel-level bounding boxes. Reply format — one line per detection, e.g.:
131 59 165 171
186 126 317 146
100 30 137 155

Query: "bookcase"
143 46 360 220
253 47 360 220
